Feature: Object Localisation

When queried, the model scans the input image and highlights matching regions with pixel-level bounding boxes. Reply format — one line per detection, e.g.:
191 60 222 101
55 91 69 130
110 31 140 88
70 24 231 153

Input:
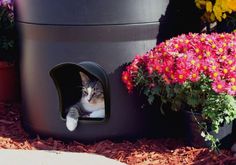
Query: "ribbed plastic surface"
16 0 175 141
15 0 168 25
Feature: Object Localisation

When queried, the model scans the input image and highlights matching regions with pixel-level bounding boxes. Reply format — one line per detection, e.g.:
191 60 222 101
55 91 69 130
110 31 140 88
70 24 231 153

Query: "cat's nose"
87 97 92 102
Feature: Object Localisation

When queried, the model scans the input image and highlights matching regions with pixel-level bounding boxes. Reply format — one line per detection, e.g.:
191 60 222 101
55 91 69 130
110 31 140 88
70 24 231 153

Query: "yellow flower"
213 5 223 22
227 0 236 11
215 0 223 6
210 13 216 22
206 1 213 12
221 0 229 12
195 0 236 23
195 0 206 9
222 13 227 19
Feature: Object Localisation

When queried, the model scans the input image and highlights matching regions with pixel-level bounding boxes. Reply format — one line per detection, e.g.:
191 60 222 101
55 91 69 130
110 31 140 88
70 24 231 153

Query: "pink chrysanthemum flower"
122 32 236 96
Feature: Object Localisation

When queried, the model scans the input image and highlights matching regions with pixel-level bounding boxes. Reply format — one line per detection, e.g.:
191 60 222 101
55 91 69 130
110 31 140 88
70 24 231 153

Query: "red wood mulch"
0 104 235 165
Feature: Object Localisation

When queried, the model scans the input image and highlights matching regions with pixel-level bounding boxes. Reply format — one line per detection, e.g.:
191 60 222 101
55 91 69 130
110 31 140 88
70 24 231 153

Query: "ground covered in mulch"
0 104 236 165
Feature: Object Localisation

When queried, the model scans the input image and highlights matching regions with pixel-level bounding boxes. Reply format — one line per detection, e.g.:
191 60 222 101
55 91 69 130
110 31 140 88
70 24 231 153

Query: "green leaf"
160 102 165 115
161 97 167 103
152 86 161 95
187 95 198 108
143 88 150 96
148 95 155 104
201 131 206 137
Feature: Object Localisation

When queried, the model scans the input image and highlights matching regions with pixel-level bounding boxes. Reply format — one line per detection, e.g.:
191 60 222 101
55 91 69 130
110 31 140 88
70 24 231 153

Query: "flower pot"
183 110 233 148
0 62 19 102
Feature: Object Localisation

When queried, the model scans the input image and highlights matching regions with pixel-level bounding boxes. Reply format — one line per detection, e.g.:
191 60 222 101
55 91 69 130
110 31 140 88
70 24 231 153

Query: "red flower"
122 32 236 96
212 80 227 93
122 71 133 92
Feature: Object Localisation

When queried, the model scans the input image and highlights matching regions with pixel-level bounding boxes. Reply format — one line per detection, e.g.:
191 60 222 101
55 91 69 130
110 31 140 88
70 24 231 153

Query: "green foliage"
0 3 16 62
203 94 236 133
136 72 236 151
122 33 236 152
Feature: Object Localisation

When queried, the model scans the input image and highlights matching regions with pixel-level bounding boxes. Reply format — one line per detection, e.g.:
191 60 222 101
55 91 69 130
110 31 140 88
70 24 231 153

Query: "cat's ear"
96 81 103 89
79 72 90 85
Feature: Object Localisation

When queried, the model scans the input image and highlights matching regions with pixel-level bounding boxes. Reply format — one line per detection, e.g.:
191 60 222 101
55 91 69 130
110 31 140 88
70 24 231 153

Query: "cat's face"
80 72 104 106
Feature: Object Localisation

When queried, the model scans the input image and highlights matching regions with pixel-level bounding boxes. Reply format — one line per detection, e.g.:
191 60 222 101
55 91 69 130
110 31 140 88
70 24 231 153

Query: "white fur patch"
80 97 105 113
89 110 105 118
66 107 79 131
66 116 78 131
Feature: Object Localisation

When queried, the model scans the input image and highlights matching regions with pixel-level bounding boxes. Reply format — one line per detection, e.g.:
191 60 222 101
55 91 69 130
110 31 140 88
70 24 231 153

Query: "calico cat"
66 72 105 131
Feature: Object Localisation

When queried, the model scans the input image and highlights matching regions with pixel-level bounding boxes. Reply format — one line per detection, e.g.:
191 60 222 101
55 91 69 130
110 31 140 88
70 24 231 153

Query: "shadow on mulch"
0 103 235 165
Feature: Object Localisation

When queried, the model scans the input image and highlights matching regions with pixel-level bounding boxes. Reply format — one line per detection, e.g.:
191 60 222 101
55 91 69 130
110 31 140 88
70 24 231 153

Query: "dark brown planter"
183 110 233 148
0 62 19 102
